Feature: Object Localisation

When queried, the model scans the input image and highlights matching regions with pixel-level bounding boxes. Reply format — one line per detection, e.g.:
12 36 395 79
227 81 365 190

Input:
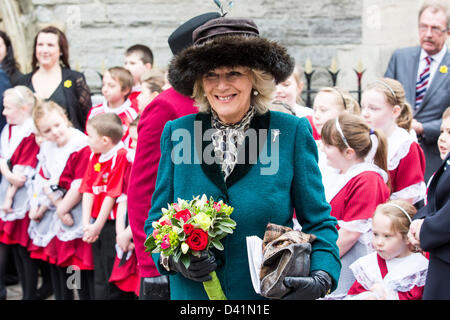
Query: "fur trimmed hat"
168 17 295 97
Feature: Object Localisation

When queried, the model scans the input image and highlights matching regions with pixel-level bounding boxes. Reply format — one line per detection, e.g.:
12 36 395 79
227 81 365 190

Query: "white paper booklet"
246 235 264 294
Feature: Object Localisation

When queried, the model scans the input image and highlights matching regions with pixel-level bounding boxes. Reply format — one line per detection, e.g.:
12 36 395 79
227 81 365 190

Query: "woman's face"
202 66 253 124
0 37 7 64
35 32 61 69
438 116 450 160
37 111 71 147
274 74 299 107
360 89 398 135
313 91 344 135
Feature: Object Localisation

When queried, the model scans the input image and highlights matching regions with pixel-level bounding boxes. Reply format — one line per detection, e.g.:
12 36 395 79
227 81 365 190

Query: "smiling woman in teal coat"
144 16 341 300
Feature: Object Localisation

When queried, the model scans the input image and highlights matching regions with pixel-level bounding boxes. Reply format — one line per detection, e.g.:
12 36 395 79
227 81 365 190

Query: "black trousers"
11 244 39 300
49 264 94 300
91 220 135 300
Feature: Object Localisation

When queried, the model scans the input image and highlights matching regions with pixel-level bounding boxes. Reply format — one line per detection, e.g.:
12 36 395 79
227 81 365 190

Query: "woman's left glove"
282 270 332 300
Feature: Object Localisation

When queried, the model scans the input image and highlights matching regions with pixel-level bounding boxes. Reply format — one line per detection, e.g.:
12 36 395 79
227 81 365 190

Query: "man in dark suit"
385 1 450 181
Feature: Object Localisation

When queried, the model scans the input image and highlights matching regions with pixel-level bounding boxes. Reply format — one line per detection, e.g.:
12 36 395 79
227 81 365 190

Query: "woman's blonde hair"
140 68 165 94
316 87 361 115
374 199 417 238
321 113 390 189
3 85 37 113
192 68 275 115
365 78 413 131
32 100 72 132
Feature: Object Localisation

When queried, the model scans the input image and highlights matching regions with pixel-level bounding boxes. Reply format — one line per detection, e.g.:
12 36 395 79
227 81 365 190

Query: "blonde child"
80 112 133 299
87 67 138 144
361 78 426 205
347 200 428 300
136 69 165 114
0 85 40 300
31 100 93 300
320 113 391 299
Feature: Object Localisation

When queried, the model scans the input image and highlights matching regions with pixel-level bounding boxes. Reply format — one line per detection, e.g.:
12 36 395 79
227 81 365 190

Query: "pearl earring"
253 90 259 96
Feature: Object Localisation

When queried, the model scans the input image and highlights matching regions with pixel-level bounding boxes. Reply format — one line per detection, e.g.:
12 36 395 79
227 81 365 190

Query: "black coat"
414 153 450 300
16 68 92 131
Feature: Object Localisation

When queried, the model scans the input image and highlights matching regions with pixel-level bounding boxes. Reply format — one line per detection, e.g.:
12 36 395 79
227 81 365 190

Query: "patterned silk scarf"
211 107 255 180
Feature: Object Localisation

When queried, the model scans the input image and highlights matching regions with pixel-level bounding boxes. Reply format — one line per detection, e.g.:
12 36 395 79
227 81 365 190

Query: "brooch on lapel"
439 65 448 74
64 80 72 88
94 163 101 172
272 129 280 142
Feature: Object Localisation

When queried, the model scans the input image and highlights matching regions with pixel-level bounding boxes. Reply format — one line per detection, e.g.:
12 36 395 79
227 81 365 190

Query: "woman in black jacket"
17 26 91 131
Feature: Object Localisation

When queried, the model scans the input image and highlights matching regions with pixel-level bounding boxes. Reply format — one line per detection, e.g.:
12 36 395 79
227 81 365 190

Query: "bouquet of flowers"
144 194 236 300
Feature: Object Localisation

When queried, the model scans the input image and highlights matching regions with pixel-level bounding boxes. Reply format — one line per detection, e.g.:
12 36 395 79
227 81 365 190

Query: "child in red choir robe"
30 101 94 300
0 86 40 300
347 200 428 300
361 78 426 205
80 113 134 299
109 116 140 297
319 113 391 299
87 67 138 146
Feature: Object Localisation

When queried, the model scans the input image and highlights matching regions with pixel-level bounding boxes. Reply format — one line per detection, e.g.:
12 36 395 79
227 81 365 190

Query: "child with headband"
347 199 428 300
309 86 360 141
361 78 426 206
320 113 391 299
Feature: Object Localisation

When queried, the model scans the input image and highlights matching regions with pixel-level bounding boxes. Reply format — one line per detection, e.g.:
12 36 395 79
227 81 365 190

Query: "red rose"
185 229 208 251
174 209 191 222
183 223 194 235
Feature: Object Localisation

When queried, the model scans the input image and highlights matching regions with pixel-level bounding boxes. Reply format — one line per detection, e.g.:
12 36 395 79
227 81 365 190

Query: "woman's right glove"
282 270 332 300
160 251 217 282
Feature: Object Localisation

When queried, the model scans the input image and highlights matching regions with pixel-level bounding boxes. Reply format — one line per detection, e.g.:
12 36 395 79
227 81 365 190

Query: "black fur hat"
168 17 295 97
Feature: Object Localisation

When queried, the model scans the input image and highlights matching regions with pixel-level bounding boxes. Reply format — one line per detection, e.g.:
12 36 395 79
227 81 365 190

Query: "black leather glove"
139 276 170 300
282 270 332 300
163 251 217 282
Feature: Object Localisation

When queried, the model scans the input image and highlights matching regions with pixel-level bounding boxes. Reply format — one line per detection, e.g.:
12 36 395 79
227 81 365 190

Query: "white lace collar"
349 252 428 295
387 126 415 170
324 162 388 203
0 118 35 160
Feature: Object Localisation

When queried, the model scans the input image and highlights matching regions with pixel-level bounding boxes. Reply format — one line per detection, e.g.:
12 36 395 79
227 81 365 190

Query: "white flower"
181 242 189 254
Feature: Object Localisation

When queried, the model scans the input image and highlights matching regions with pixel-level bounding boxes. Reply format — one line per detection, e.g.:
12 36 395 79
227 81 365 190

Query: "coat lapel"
195 111 271 192
195 112 228 196
419 50 450 112
226 111 270 187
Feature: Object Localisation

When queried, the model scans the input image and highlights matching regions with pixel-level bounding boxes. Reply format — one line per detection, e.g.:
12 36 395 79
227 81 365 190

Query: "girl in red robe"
361 78 426 205
347 200 428 300
320 113 391 299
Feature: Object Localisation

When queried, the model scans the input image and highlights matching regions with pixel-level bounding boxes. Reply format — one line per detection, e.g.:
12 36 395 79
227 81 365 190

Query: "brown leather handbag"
259 223 316 299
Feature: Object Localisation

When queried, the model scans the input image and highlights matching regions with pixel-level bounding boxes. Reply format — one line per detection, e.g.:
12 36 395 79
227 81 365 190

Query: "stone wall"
3 0 449 98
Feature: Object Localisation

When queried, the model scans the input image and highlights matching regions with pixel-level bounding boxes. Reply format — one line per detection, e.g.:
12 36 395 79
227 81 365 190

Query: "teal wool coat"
144 111 341 300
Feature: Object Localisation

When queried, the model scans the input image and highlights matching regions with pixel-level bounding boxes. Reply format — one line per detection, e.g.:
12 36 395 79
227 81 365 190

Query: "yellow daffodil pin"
64 80 72 88
94 163 101 172
439 65 448 74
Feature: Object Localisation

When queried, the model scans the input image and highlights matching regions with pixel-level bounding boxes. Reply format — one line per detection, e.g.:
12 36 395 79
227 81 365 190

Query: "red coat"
127 88 197 277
